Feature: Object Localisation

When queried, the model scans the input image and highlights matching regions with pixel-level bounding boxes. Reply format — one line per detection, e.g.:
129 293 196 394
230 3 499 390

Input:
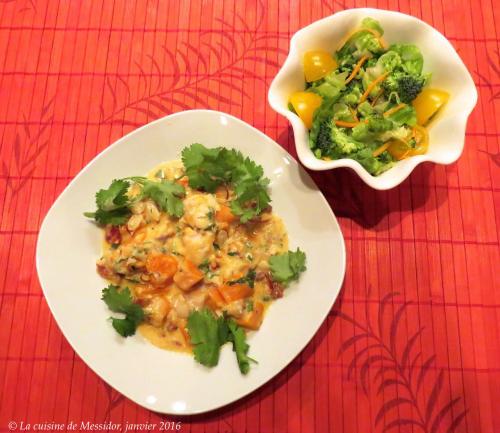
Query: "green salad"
289 17 449 176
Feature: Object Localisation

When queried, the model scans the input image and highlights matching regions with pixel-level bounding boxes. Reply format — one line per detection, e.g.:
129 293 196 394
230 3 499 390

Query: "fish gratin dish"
86 144 306 373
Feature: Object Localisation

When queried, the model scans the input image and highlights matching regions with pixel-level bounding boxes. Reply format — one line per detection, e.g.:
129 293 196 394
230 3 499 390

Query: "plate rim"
35 109 346 414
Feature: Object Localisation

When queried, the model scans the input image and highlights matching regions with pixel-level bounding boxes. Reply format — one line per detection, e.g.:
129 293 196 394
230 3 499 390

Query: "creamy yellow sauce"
97 160 288 353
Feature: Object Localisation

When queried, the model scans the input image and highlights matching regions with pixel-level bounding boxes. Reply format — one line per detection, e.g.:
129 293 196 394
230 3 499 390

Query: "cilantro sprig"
227 320 256 374
269 248 307 287
84 179 132 225
85 177 185 225
181 143 271 223
187 309 257 374
133 176 185 218
101 285 144 337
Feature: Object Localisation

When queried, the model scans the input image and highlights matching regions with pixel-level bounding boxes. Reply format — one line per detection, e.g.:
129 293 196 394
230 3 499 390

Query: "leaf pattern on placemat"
100 382 125 421
334 292 467 433
475 50 500 102
478 149 500 167
321 0 349 12
100 1 285 126
1 98 54 195
0 0 36 12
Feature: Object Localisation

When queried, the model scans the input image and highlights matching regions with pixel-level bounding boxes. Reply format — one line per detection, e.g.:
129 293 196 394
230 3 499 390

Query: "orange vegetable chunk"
236 301 265 330
173 259 204 291
219 283 253 303
215 204 237 224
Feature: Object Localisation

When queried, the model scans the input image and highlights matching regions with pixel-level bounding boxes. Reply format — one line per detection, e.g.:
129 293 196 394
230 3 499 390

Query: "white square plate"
36 110 346 414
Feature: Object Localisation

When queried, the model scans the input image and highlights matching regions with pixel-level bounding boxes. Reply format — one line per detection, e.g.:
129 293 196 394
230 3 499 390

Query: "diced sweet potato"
236 301 264 330
173 259 204 291
215 204 237 224
146 253 178 278
206 287 226 310
218 283 253 303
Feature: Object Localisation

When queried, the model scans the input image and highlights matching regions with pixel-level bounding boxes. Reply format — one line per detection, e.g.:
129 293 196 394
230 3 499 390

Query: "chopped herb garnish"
198 259 210 274
85 177 185 225
229 269 256 288
101 285 144 337
187 309 257 374
245 299 254 312
269 248 307 287
181 143 271 223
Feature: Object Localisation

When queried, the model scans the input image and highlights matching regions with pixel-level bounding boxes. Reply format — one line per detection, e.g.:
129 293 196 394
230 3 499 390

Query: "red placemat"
0 0 498 432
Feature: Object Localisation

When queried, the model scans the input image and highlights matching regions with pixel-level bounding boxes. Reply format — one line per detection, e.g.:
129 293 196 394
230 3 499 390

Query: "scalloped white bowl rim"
268 8 478 190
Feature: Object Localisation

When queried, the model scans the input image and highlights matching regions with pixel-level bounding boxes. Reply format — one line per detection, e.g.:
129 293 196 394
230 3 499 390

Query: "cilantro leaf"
85 179 132 226
187 309 257 374
110 317 138 337
269 248 307 287
141 179 185 218
96 179 130 211
85 176 186 225
181 144 230 192
187 309 227 367
101 285 144 337
227 319 257 375
84 207 132 226
181 143 271 221
230 178 270 223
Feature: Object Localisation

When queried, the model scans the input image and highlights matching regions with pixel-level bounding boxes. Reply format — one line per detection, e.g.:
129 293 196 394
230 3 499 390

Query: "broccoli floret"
383 73 425 103
331 127 362 154
315 120 333 154
357 101 374 118
360 17 384 36
397 75 425 102
351 116 393 142
377 51 402 72
341 85 362 106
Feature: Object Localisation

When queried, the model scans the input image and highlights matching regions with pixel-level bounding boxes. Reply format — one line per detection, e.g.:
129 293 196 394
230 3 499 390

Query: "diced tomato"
105 225 121 245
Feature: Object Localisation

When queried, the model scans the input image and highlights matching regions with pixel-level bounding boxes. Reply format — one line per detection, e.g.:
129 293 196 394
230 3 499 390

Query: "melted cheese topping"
97 160 288 352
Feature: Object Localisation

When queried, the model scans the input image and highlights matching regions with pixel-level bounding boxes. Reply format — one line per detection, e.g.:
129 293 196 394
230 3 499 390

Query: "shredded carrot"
360 72 389 103
334 120 360 128
349 107 359 122
345 55 369 85
371 89 384 107
383 103 406 118
179 325 190 344
372 142 391 157
337 28 387 51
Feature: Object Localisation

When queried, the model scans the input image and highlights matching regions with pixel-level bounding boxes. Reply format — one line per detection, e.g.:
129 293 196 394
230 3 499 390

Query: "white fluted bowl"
268 8 477 190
